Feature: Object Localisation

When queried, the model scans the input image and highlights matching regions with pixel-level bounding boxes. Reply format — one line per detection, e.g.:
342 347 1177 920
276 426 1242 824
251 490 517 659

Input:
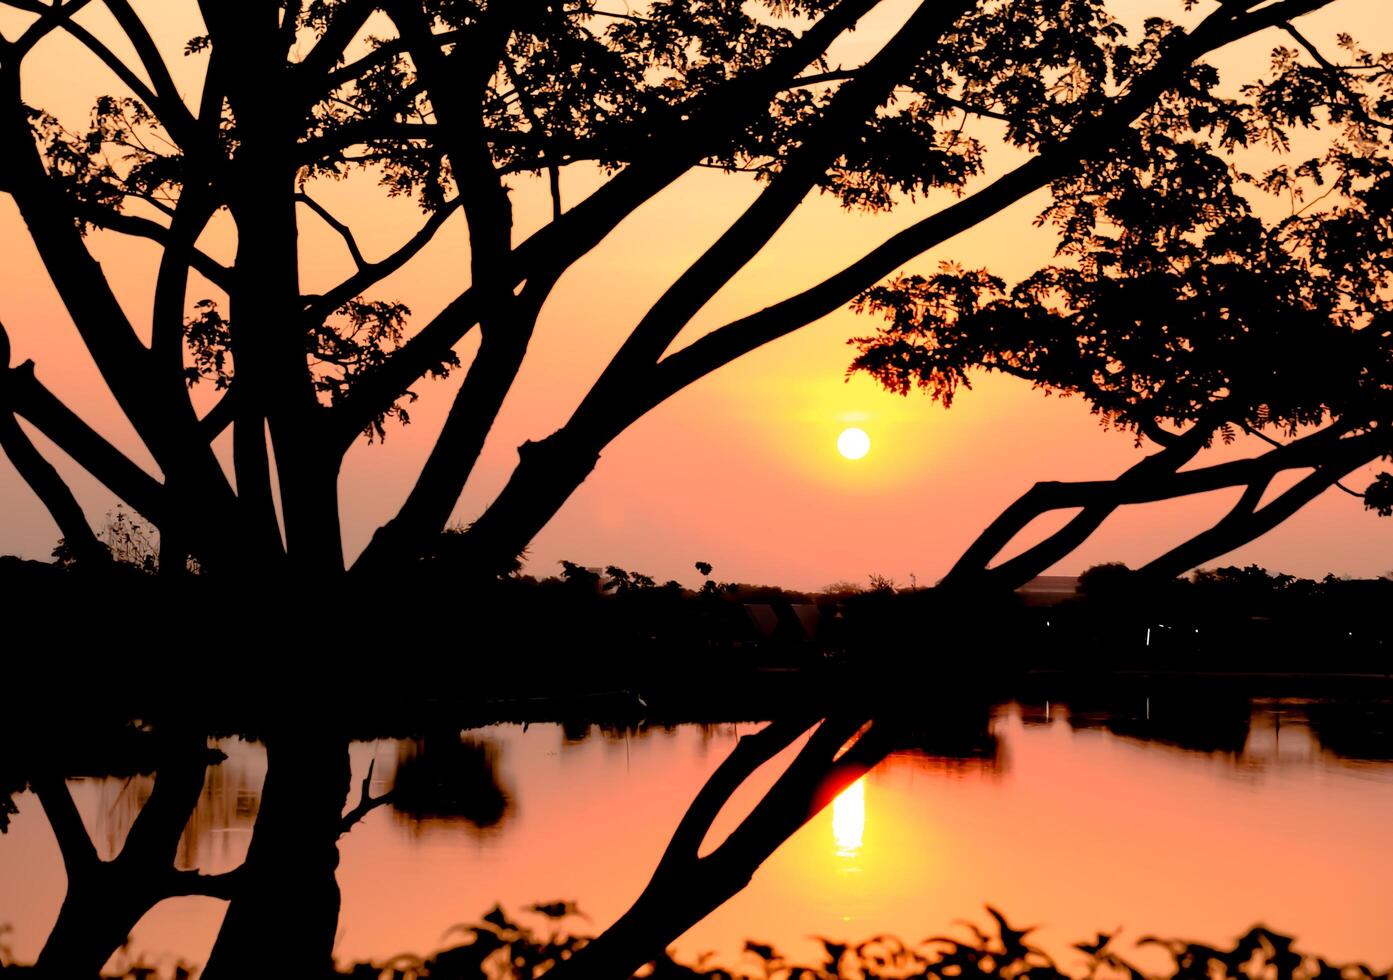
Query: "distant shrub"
1076 562 1135 599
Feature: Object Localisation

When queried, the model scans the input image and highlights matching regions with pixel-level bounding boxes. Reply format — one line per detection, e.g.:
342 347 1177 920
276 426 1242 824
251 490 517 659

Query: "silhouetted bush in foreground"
6 906 1386 980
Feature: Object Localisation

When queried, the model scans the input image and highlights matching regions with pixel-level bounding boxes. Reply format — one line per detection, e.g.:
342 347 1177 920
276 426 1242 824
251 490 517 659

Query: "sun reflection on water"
832 777 865 859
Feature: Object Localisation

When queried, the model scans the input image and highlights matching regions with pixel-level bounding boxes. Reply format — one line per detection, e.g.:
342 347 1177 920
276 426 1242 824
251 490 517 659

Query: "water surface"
3 697 1392 974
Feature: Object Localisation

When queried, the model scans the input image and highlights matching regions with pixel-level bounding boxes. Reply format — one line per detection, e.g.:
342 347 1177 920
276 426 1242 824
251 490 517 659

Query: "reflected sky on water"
2 698 1392 975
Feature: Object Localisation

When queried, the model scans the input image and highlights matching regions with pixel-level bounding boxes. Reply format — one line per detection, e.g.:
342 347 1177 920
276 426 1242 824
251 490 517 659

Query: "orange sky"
1 0 1391 589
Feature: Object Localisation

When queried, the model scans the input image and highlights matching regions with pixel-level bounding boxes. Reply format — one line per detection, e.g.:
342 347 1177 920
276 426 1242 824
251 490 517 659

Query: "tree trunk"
453 428 602 576
355 324 533 573
33 736 213 978
34 873 163 978
201 732 351 980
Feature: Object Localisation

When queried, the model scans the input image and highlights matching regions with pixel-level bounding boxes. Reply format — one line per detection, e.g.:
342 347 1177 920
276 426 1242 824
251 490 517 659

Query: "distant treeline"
1027 563 1393 672
4 540 1391 687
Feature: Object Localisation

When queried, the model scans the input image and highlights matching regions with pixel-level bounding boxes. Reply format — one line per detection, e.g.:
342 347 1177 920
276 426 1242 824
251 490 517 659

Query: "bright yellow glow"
837 428 871 460
832 778 865 857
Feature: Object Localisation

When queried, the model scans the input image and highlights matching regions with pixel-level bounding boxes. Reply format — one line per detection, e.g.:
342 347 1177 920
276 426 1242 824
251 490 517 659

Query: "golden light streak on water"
832 777 866 858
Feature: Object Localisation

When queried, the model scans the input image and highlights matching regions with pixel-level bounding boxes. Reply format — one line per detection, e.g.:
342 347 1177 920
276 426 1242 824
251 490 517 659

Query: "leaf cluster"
16 0 1242 443
851 38 1393 451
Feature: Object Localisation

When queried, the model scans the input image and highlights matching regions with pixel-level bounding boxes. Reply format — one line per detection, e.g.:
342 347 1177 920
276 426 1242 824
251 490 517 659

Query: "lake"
3 694 1393 975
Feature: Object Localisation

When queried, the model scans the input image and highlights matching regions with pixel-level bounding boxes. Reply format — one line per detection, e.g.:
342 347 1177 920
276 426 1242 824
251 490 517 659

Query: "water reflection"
1062 692 1253 756
69 747 263 870
1030 696 1393 777
389 734 513 836
1304 700 1393 764
23 700 1393 870
831 778 865 859
4 697 1393 970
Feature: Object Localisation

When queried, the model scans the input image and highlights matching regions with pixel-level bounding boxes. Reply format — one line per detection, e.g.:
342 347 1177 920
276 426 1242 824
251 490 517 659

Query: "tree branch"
6 360 168 525
643 0 1340 417
1138 458 1372 581
343 5 528 570
350 295 547 571
1281 20 1392 130
150 191 218 395
327 282 480 444
31 776 99 878
119 737 216 870
712 716 882 868
304 198 460 325
654 718 813 878
0 322 108 561
0 407 108 565
2 0 196 145
167 866 246 900
102 0 201 146
320 29 465 92
329 0 884 443
1242 421 1366 497
339 758 395 835
570 0 975 434
502 54 562 219
294 0 378 83
942 417 1222 591
79 206 234 293
297 192 368 270
12 0 96 56
543 716 892 980
199 384 237 441
933 422 1370 592
0 76 235 514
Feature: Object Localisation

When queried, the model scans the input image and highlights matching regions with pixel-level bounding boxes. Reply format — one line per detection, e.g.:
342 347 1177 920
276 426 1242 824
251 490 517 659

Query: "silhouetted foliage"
0 0 1360 582
16 905 1379 980
1363 473 1393 517
52 507 160 574
851 39 1393 441
852 26 1393 588
3 4 1389 977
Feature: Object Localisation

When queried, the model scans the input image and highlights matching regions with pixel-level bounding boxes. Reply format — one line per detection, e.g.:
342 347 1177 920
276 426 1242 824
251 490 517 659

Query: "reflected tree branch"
33 735 231 977
546 716 893 980
339 758 396 835
30 776 99 878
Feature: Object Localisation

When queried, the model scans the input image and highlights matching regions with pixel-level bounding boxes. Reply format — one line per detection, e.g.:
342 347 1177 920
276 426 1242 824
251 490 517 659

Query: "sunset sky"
1 0 1391 589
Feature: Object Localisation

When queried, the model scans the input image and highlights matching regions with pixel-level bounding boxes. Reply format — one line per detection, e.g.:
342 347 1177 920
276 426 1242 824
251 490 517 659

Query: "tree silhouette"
3 2 1390 977
851 27 1393 588
0 0 1350 581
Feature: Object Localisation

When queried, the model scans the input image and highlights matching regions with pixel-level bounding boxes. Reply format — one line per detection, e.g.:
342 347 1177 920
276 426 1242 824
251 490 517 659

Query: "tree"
0 0 1350 584
3 1 1388 977
851 23 1393 589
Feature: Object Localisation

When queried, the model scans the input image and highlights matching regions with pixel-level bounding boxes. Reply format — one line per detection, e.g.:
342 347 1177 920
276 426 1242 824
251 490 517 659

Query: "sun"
837 427 871 460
